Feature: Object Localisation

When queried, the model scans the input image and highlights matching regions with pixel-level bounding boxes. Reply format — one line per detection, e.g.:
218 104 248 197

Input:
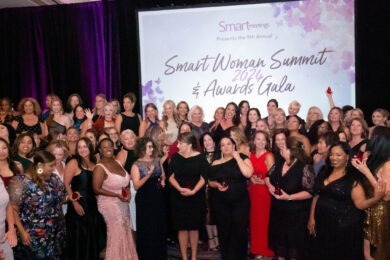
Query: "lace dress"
95 162 138 260
267 160 314 259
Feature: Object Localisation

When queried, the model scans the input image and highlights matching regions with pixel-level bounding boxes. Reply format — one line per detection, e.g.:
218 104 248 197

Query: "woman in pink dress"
93 138 138 260
249 130 275 259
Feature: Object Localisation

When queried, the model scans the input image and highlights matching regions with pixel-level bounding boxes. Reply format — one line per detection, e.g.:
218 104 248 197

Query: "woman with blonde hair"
160 100 180 144
45 97 72 137
188 105 209 140
305 106 323 132
230 126 250 156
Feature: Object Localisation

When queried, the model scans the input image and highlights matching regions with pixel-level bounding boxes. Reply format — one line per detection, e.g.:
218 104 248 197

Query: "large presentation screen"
137 0 355 121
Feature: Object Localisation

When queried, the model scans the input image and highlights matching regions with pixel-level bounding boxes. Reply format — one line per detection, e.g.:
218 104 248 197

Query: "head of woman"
365 126 390 172
349 117 369 139
177 132 197 153
213 107 225 122
176 101 189 120
188 105 204 124
44 94 57 110
73 105 86 121
50 97 64 114
65 93 83 114
0 137 21 175
98 138 115 159
238 100 250 116
200 132 216 152
12 133 36 158
246 108 261 127
27 151 56 188
75 137 96 164
327 142 351 172
122 92 137 112
271 128 289 154
266 99 278 116
0 123 13 144
65 127 80 143
288 100 301 116
351 108 364 119
144 103 159 121
162 100 177 119
103 103 115 119
328 107 344 124
178 122 192 134
219 137 237 157
0 97 13 114
337 130 348 142
17 97 41 116
281 136 310 164
110 99 121 114
255 119 270 133
371 108 389 127
46 140 69 163
306 106 323 129
120 129 137 150
105 127 120 145
94 94 107 111
250 130 271 153
286 115 301 132
317 132 338 156
135 137 157 159
85 129 98 149
273 108 286 127
230 126 248 147
224 102 240 125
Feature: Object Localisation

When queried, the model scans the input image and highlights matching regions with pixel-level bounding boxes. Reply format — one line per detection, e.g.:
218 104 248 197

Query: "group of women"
0 92 389 260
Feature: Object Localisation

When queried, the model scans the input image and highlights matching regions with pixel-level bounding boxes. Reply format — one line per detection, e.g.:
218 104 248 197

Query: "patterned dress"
9 174 66 259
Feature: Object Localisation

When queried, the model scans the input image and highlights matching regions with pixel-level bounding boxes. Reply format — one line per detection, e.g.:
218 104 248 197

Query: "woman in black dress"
131 137 167 260
307 142 386 260
63 137 106 259
169 132 207 260
208 136 253 260
266 136 314 259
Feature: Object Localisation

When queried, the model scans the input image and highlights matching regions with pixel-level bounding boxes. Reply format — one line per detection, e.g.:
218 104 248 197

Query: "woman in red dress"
249 130 275 259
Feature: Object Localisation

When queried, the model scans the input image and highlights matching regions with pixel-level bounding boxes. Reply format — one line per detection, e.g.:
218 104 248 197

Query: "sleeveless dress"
96 163 138 260
120 113 140 135
66 168 106 260
249 151 274 256
208 154 250 260
164 118 178 144
133 158 167 260
14 116 42 135
0 178 13 260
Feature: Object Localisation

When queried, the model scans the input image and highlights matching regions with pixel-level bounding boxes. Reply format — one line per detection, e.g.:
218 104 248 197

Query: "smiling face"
372 111 386 126
99 139 114 158
23 100 35 115
329 145 348 169
123 97 134 112
18 136 33 156
267 101 277 115
214 108 225 121
191 108 202 123
240 102 249 116
51 100 62 114
163 102 174 118
224 104 236 120
350 119 363 137
202 134 215 152
274 133 286 150
66 128 79 143
70 96 80 109
121 132 136 149
0 140 9 161
253 132 267 151
0 125 9 139
248 110 260 124
145 106 157 120
317 138 329 155
177 102 188 117
220 137 235 156
52 147 65 162
77 139 90 159
287 116 300 131
75 106 85 119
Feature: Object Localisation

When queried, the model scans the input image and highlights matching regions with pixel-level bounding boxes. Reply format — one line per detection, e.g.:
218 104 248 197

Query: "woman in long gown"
64 137 106 259
131 137 167 260
266 136 314 259
308 141 386 260
208 136 253 260
9 151 66 259
169 132 207 260
249 131 275 258
93 138 138 260
352 126 390 259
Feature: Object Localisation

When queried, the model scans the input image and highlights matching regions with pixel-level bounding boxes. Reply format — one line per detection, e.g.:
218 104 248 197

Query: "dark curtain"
0 1 124 108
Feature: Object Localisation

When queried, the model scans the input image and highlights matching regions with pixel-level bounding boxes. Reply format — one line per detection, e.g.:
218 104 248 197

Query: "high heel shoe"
208 237 218 251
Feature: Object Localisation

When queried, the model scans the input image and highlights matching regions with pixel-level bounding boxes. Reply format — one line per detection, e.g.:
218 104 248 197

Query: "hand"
118 193 130 202
179 187 195 196
307 217 316 236
351 158 371 176
373 180 387 201
20 229 31 246
232 151 240 160
72 201 85 216
84 108 93 120
1 227 17 247
274 189 289 200
313 153 322 164
216 183 229 192
250 175 264 185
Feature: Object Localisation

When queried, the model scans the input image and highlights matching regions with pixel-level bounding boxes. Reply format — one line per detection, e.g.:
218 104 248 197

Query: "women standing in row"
93 138 138 260
131 137 167 260
169 132 207 260
208 136 253 260
249 131 275 259
266 136 314 260
308 142 386 259
10 151 65 259
64 137 106 260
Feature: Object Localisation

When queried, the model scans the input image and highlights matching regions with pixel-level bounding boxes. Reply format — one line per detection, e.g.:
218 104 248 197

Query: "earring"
37 168 43 175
